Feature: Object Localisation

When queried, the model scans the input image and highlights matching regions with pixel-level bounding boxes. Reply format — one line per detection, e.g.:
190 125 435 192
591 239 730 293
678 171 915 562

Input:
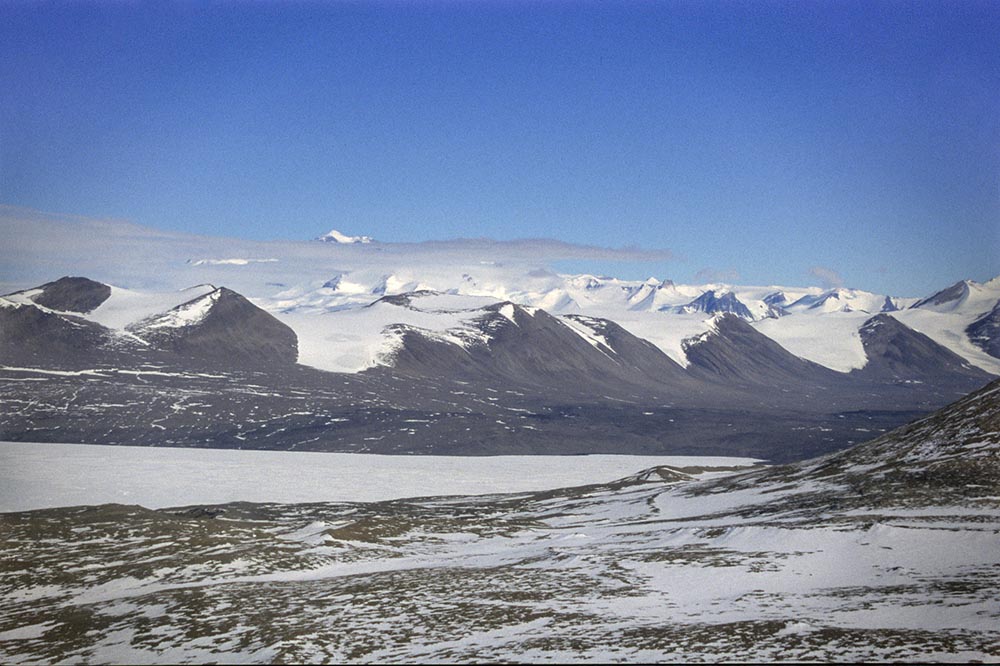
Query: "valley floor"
2 448 998 663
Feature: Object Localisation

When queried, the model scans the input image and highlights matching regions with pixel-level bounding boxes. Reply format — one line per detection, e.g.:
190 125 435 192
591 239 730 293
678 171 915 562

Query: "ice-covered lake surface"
0 441 761 512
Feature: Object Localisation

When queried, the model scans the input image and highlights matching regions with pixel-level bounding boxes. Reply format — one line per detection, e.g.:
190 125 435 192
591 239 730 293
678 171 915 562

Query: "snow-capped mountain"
785 287 891 314
910 277 1000 313
674 290 754 319
316 229 374 244
0 280 296 370
260 270 1000 377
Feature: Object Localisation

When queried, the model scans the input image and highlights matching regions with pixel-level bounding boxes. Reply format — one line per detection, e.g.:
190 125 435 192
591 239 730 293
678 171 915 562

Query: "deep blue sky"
1 1 997 294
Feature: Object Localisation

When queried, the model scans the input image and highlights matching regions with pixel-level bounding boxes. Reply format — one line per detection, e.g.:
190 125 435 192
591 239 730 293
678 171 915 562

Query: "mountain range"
2 263 998 462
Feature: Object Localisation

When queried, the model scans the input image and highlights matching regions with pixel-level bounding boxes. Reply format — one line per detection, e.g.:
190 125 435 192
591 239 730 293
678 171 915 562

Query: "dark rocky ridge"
682 314 843 387
851 314 992 385
910 280 969 309
129 287 298 368
388 303 694 393
696 376 1000 510
27 276 111 314
561 314 692 383
1 284 298 371
967 301 1000 359
0 301 125 367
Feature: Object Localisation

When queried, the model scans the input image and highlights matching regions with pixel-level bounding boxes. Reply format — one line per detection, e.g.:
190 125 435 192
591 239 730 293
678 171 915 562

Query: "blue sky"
1 1 997 295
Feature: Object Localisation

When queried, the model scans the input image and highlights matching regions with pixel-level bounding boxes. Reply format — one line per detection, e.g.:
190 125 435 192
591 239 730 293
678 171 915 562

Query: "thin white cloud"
694 267 740 283
808 266 844 289
187 258 280 266
0 206 675 295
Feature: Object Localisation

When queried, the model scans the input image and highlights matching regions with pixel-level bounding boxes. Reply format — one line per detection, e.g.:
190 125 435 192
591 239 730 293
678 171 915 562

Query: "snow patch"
87 285 217 330
560 316 615 357
139 289 221 330
498 303 517 324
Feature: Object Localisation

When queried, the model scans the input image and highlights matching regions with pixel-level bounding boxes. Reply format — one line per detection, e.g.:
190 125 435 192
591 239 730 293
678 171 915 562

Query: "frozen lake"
0 441 761 512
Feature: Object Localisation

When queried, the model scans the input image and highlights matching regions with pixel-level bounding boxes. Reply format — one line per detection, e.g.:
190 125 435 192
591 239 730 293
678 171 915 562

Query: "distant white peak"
763 291 787 305
674 290 755 320
786 287 885 314
636 277 674 290
565 274 607 290
375 274 429 296
188 258 278 266
536 288 579 312
910 280 974 311
317 229 374 244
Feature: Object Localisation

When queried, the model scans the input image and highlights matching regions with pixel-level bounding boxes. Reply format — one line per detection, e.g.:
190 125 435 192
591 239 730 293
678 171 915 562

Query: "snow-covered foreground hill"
2 379 998 663
0 441 759 512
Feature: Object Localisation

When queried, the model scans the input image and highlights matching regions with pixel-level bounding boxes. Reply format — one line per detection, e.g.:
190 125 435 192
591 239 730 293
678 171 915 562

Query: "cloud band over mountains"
0 206 675 293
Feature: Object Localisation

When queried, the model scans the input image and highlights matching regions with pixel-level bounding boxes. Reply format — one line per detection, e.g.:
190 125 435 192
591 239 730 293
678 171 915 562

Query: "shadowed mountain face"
387 304 694 394
967 302 1000 359
0 301 122 367
910 280 969 309
129 287 298 367
561 314 691 381
852 314 993 385
0 284 298 371
682 314 843 387
28 276 111 314
0 276 119 366
880 295 899 312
